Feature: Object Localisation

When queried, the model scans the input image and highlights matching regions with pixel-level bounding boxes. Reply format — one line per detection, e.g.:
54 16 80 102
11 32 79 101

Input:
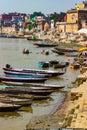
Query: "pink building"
0 14 12 21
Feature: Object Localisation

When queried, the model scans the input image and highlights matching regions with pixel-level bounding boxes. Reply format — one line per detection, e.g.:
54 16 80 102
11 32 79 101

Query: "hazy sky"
0 0 83 14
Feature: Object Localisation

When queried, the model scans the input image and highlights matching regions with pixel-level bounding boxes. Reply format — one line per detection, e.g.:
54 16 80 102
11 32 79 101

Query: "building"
56 1 87 33
0 14 12 21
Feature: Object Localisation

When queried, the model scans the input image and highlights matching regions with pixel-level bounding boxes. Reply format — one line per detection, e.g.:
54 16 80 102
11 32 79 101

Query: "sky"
0 0 83 14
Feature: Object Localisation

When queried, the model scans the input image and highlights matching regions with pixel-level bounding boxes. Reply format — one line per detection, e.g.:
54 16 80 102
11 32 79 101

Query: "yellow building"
56 8 87 33
75 3 84 10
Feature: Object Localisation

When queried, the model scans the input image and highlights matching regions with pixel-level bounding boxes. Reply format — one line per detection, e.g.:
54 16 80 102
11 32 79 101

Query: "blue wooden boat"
4 70 49 78
0 75 48 83
3 64 64 76
38 61 50 68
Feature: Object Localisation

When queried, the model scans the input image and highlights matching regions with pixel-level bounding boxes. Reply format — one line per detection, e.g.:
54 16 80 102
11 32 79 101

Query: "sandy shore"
26 69 87 129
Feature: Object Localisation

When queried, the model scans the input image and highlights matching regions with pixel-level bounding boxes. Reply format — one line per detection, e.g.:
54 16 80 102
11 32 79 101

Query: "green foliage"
30 12 45 19
49 12 66 22
25 22 37 30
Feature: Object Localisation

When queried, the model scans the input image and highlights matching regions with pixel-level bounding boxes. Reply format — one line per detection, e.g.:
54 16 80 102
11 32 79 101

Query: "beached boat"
0 102 21 112
3 64 64 76
0 97 32 106
3 70 49 78
0 75 48 83
2 81 65 90
0 85 53 96
1 93 50 100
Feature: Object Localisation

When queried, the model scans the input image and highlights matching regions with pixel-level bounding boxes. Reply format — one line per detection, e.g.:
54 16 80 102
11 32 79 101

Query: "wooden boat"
0 75 48 83
3 65 64 76
38 61 50 68
0 102 21 112
0 85 53 96
52 49 65 55
55 47 78 52
53 62 67 68
2 81 65 90
65 52 78 57
1 93 50 100
34 42 58 47
70 61 80 69
49 60 59 66
3 70 49 78
0 97 32 106
27 38 43 41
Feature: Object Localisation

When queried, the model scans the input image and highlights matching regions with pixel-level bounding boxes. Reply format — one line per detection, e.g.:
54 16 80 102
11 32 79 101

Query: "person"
6 64 11 68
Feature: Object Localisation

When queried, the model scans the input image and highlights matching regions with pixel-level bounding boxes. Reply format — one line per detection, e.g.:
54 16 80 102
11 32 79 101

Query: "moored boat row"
0 64 66 112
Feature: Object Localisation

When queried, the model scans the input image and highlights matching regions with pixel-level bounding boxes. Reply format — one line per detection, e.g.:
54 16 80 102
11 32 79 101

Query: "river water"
0 38 80 130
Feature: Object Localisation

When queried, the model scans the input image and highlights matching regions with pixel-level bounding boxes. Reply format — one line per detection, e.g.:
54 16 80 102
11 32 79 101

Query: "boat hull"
0 76 48 83
0 103 21 112
3 67 64 76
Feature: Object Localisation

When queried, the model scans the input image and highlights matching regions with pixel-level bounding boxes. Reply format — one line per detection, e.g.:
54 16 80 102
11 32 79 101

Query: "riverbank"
26 70 87 129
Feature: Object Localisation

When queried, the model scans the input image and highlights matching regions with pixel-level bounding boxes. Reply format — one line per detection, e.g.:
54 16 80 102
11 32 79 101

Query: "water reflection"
19 106 33 113
0 111 21 118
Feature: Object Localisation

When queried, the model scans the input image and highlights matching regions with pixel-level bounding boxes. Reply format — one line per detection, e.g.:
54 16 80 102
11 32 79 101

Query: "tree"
30 12 45 19
49 12 66 22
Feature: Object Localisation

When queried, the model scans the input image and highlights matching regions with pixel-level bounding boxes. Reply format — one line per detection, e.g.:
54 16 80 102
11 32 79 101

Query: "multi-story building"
56 1 87 33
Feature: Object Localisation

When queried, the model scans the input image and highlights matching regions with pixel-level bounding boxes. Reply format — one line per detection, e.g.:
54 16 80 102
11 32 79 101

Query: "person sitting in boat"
6 64 12 69
23 48 29 54
41 49 45 54
45 50 49 55
41 49 49 55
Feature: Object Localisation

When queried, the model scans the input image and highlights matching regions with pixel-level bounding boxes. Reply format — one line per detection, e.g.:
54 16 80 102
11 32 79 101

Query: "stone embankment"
63 70 87 128
26 70 87 129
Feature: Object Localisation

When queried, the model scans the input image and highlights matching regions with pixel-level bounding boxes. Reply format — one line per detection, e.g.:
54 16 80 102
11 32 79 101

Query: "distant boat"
55 47 78 52
52 49 65 55
65 52 78 57
70 61 80 69
27 37 43 41
34 42 58 47
38 61 50 68
53 62 67 68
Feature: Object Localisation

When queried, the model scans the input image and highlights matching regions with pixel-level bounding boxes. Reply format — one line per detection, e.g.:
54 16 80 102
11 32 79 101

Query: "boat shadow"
18 106 33 113
0 111 21 117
